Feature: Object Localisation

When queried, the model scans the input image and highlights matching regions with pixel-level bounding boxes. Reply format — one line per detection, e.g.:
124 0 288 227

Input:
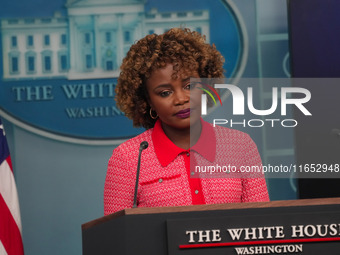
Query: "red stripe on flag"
0 194 24 255
6 156 13 172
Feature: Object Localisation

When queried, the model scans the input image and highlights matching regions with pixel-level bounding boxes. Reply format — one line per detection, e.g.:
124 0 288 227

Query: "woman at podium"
104 28 269 215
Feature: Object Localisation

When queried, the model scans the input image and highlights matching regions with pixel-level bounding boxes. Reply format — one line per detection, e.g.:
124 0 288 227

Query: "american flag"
0 118 24 255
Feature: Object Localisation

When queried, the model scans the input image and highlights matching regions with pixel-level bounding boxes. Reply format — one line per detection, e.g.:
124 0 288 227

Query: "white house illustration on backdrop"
1 0 209 80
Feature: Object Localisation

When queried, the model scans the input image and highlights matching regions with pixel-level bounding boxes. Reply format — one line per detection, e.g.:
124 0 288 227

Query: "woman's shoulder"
114 128 153 154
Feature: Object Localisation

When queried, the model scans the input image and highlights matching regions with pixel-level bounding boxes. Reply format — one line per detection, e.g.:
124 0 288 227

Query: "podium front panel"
167 206 340 254
82 200 340 255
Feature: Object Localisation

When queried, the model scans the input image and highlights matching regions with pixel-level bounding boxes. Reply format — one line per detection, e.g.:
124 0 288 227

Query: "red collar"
152 118 216 167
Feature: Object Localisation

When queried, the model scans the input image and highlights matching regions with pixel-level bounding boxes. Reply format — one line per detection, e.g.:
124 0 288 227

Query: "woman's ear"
144 90 153 110
143 81 152 108
148 100 155 110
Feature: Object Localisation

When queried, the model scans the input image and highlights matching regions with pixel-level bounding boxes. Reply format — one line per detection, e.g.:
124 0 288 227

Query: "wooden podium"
82 198 340 255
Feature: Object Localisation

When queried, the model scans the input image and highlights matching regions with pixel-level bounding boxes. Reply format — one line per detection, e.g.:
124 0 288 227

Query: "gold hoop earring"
149 108 158 119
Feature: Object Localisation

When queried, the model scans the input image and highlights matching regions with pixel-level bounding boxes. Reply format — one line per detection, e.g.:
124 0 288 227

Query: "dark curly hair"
115 27 224 129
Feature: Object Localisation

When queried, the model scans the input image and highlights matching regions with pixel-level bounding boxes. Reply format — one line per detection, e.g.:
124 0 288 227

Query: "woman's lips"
176 108 191 118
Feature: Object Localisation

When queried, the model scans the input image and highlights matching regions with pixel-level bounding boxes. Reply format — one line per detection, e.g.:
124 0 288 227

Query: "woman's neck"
161 120 202 150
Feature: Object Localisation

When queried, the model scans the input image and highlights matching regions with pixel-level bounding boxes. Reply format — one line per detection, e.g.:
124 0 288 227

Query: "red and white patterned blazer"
104 119 269 215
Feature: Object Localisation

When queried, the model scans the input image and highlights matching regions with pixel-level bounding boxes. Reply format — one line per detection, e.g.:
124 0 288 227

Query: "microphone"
133 141 149 208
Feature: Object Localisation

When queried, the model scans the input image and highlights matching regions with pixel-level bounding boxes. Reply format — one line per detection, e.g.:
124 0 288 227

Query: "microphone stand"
133 141 148 208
